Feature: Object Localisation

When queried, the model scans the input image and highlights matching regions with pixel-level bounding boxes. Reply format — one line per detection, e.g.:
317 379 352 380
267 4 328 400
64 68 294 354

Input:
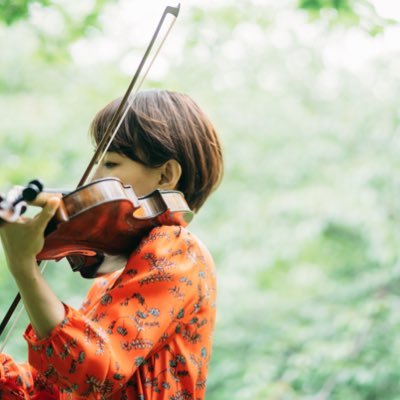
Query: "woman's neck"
96 253 128 276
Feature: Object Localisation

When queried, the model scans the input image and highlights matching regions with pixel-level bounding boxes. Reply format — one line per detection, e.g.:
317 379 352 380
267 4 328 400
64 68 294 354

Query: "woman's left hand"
0 196 60 276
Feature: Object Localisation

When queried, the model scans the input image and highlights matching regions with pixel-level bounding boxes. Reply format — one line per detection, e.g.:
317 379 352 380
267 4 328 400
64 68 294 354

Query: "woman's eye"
104 161 118 169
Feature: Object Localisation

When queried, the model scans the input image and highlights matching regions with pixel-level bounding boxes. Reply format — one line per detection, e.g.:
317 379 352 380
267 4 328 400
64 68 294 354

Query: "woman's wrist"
7 256 39 281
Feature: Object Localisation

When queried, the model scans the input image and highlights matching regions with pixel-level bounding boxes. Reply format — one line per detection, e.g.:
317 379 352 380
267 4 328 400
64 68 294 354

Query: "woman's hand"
0 195 60 277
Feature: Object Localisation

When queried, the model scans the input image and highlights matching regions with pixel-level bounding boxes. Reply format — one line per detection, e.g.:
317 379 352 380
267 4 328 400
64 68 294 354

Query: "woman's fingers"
34 197 61 231
29 192 62 208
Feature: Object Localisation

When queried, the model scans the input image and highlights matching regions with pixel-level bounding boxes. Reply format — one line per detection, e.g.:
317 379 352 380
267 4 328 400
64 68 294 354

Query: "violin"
0 177 193 278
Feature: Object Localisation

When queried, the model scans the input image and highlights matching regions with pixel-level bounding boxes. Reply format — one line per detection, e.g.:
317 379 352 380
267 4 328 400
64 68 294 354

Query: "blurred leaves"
298 0 395 35
0 0 49 25
0 0 115 61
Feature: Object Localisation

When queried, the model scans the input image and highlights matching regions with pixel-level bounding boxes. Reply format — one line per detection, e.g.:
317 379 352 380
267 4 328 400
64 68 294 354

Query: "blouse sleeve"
0 353 58 399
23 225 202 398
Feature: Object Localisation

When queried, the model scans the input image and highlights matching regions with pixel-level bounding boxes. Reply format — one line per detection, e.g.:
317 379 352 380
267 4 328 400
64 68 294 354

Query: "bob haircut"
90 90 223 213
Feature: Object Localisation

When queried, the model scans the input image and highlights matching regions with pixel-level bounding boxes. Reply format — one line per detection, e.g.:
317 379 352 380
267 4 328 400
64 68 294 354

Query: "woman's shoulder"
128 225 215 272
135 225 204 253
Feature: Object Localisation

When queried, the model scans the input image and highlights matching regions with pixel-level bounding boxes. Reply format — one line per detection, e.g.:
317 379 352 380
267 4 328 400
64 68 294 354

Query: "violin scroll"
0 179 44 224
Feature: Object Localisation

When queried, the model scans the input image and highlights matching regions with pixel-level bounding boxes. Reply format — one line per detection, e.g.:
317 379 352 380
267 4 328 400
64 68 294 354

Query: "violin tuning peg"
22 179 44 201
28 179 44 192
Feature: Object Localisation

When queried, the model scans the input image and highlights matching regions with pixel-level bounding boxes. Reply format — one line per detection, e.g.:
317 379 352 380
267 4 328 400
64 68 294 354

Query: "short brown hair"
90 90 223 212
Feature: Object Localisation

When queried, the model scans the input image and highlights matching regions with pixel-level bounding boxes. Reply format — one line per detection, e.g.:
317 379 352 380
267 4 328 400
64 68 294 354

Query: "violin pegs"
22 179 44 201
28 179 44 192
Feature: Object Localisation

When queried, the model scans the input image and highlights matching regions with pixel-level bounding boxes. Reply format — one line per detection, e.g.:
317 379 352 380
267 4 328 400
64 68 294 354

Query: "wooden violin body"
38 177 192 261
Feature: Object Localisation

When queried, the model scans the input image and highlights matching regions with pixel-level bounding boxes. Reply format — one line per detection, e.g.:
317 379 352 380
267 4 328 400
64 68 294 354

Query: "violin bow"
0 4 180 346
80 4 181 186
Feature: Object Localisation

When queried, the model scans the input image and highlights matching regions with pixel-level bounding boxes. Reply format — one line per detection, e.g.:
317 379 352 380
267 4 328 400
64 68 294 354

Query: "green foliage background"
1 1 400 399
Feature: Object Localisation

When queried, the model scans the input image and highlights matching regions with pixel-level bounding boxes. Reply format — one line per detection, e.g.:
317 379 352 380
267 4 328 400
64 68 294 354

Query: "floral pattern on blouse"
0 225 216 399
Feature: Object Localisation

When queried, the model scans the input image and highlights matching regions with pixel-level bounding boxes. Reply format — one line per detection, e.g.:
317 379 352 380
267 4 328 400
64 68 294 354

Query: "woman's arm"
10 260 65 339
0 196 65 339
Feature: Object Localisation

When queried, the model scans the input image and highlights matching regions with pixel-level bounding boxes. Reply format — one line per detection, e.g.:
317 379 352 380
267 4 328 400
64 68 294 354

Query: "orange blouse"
0 225 216 399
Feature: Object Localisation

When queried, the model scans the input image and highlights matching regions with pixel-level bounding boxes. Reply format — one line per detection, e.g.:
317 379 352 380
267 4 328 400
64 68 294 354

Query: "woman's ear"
158 159 182 190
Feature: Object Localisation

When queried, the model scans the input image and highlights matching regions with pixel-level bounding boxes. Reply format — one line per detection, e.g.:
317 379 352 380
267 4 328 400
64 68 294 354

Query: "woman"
0 90 223 399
